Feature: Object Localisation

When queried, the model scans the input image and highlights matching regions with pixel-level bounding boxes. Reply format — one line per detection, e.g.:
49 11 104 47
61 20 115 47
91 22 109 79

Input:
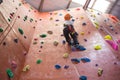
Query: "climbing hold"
55 19 59 22
47 31 53 34
36 59 42 64
11 61 17 69
39 19 42 21
71 58 80 64
54 12 58 15
80 16 84 19
72 19 75 22
55 24 58 26
81 32 84 35
55 64 61 69
94 45 101 50
106 40 118 51
19 3 21 6
82 22 87 26
34 38 38 41
115 32 118 34
62 40 66 44
63 53 69 58
41 41 44 44
80 57 91 63
23 15 28 21
61 34 64 36
95 64 98 67
53 41 59 46
18 16 20 18
84 39 87 42
67 9 70 11
49 17 53 20
33 41 37 45
3 42 6 46
0 28 3 32
23 65 30 72
8 18 11 22
98 68 103 76
6 68 14 78
94 22 99 29
97 13 100 15
30 18 33 22
59 13 62 16
79 76 87 80
18 28 24 35
23 51 27 56
24 36 27 39
104 35 112 40
14 39 18 43
40 34 47 38
40 46 43 48
64 65 69 69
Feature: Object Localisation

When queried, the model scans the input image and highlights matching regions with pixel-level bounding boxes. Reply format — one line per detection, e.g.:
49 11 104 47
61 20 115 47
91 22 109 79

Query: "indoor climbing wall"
0 0 37 80
19 7 120 80
86 9 120 51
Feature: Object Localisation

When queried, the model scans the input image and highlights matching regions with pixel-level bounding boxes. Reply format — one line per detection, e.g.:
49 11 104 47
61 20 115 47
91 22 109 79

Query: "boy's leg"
70 33 79 45
63 28 71 45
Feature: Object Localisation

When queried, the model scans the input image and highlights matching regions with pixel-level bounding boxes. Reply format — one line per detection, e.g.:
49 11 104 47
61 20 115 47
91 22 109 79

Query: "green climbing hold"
36 59 42 64
19 3 21 6
18 28 24 35
33 42 37 45
8 18 11 22
30 18 33 22
41 41 44 44
6 68 14 78
40 34 47 38
0 28 3 32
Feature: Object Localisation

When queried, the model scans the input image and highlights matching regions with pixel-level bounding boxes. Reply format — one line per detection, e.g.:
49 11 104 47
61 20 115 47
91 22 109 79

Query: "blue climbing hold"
79 76 87 80
64 65 69 69
80 57 91 62
55 64 61 69
71 58 80 63
62 40 66 44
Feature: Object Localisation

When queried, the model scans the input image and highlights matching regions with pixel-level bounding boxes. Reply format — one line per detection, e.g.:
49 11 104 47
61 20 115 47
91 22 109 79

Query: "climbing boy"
63 13 86 51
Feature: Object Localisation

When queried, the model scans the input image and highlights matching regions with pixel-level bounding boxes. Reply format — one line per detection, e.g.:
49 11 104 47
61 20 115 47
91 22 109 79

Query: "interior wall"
25 0 41 10
0 0 37 79
109 0 120 19
25 0 71 12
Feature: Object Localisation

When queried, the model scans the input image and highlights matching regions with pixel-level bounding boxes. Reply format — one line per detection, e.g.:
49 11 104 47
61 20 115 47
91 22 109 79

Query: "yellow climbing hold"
94 45 101 50
63 53 69 58
80 16 84 19
98 68 103 76
81 32 84 35
104 35 112 40
94 22 99 29
23 65 30 72
50 17 53 20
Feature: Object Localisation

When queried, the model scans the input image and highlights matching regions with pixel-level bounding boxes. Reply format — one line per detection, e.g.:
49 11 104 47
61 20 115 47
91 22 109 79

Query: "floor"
0 0 120 80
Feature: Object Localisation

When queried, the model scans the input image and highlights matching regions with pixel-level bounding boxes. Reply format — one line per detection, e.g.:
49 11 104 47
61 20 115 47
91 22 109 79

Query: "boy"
63 13 86 51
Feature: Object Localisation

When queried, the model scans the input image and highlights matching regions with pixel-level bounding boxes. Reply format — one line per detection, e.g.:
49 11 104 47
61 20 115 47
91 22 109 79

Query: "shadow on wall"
0 0 3 4
110 0 120 19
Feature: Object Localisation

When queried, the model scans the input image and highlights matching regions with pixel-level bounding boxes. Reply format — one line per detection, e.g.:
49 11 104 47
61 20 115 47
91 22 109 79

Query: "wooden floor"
0 0 120 80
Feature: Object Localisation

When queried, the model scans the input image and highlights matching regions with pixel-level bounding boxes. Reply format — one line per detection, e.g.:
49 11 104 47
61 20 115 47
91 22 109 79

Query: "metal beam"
38 0 44 12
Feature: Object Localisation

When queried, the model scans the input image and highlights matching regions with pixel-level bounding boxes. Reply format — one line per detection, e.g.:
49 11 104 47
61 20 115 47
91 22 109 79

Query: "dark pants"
63 28 79 45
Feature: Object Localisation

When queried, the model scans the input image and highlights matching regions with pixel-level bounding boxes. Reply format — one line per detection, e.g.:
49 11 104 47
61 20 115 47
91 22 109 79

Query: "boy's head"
64 13 71 20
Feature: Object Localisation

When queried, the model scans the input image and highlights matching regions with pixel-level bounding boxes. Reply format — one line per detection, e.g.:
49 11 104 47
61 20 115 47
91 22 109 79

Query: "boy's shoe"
75 44 86 51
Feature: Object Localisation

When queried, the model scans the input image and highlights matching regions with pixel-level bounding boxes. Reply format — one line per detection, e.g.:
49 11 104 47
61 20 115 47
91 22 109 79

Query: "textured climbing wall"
0 0 37 79
0 29 27 80
19 7 120 80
